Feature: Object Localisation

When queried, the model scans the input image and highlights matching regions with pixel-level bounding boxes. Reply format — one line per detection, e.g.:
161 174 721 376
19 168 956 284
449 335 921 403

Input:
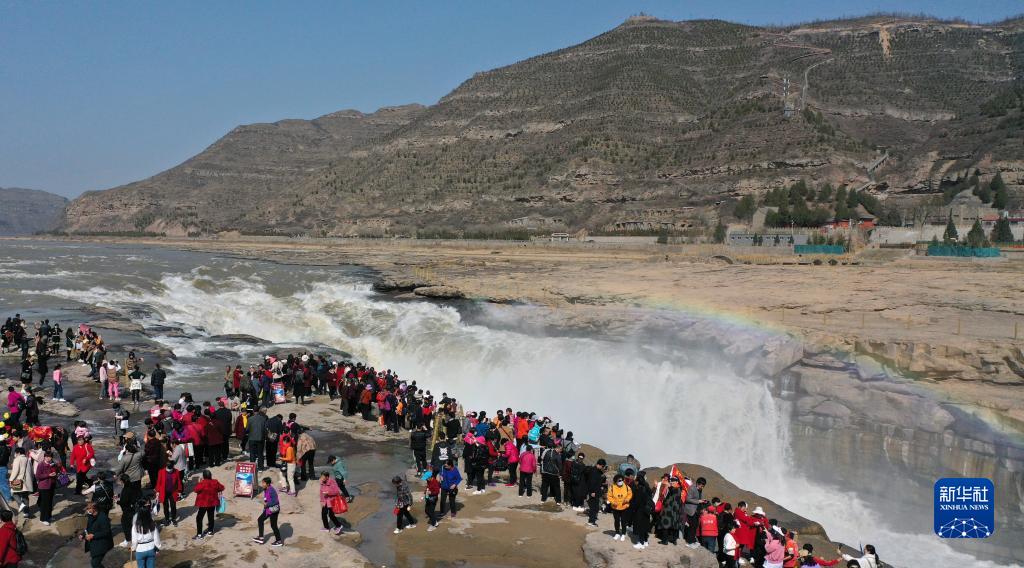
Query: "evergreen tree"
930 235 940 246
991 172 1008 210
817 184 833 203
733 195 756 220
943 214 959 243
966 219 989 248
713 221 727 244
991 217 1014 244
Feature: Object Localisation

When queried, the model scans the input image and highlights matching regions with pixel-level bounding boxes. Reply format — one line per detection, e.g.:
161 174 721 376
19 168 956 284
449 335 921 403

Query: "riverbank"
0 328 847 567
4 235 1021 564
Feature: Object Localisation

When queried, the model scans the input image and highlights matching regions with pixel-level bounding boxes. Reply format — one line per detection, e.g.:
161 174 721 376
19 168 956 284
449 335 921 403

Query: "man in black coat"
150 364 166 400
84 502 114 568
409 424 430 475
584 458 608 526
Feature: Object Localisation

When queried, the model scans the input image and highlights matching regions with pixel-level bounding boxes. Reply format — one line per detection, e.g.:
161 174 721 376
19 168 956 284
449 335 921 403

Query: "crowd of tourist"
0 314 882 568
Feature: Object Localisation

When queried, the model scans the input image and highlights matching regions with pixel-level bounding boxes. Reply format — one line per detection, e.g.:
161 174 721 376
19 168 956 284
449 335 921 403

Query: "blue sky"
2 1 1020 197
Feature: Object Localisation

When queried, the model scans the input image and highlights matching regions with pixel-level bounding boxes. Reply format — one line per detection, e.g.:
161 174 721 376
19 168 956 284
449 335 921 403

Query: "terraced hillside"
63 105 425 235
63 16 1023 236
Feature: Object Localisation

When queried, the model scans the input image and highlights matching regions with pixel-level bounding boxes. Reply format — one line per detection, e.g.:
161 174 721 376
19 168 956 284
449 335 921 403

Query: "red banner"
234 461 257 497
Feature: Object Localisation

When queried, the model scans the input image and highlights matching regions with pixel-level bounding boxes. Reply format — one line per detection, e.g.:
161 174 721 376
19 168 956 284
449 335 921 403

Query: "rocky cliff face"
675 323 1024 564
0 187 68 236
62 16 1023 234
62 105 425 235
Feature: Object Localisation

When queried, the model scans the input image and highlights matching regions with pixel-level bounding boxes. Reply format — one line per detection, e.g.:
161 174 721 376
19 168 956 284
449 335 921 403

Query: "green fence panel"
927 245 1001 257
794 245 846 255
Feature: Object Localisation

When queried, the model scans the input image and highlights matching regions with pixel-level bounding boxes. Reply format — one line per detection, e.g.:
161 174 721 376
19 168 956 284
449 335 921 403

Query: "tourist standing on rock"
296 430 316 482
9 447 32 516
155 462 181 527
424 467 442 531
539 444 562 503
629 470 653 549
129 366 145 409
83 502 114 568
439 459 461 517
656 477 685 545
34 451 59 525
246 407 267 470
253 477 283 547
734 501 758 561
684 477 706 546
606 473 632 541
392 475 416 534
278 433 297 496
150 364 166 401
721 520 740 568
763 525 786 568
584 458 607 526
131 502 161 568
318 471 345 535
517 444 536 497
698 503 719 553
51 364 65 402
326 455 353 502
193 469 225 539
410 424 429 476
117 472 142 548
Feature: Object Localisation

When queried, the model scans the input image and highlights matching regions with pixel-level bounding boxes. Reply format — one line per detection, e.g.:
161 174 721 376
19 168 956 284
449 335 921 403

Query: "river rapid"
0 239 1012 568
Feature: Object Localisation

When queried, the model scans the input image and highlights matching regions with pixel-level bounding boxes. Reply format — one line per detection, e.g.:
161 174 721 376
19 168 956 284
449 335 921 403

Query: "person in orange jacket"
279 434 297 496
698 504 720 552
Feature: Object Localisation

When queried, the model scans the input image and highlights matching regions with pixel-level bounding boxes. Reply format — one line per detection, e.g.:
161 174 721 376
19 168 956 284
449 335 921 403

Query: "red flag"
669 464 683 480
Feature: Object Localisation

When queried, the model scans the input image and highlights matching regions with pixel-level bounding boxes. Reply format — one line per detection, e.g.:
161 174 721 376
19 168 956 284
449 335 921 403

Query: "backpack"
527 424 541 443
570 461 585 483
13 528 27 556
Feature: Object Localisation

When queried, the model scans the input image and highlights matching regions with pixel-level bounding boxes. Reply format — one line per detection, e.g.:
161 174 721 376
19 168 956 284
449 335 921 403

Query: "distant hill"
0 187 68 236
63 16 1023 236
63 105 426 235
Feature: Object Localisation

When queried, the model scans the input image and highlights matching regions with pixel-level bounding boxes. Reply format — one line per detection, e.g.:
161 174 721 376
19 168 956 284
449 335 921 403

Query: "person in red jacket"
698 505 720 552
155 463 182 526
204 414 225 466
0 510 21 567
70 436 96 495
192 469 225 539
733 501 757 559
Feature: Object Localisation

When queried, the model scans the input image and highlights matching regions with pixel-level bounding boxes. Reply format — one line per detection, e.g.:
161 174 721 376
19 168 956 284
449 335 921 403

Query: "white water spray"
36 273 1016 568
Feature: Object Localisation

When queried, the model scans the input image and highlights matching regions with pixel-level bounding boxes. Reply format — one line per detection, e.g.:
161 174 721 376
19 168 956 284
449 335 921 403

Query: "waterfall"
38 272 1016 568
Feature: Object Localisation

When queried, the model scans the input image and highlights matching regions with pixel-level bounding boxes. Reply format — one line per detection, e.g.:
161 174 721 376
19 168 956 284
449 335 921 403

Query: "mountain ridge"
61 15 1023 236
0 187 69 236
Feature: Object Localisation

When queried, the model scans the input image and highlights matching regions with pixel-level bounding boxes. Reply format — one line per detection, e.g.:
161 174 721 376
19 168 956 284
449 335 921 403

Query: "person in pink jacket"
318 471 344 534
517 444 537 497
503 440 520 487
764 527 786 568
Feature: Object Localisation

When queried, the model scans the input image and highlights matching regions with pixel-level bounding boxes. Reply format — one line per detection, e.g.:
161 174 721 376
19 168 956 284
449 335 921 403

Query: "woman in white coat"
9 447 34 515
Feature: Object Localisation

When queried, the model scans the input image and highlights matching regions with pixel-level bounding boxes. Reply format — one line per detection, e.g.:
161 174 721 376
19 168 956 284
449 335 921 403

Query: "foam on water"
32 273 1016 568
